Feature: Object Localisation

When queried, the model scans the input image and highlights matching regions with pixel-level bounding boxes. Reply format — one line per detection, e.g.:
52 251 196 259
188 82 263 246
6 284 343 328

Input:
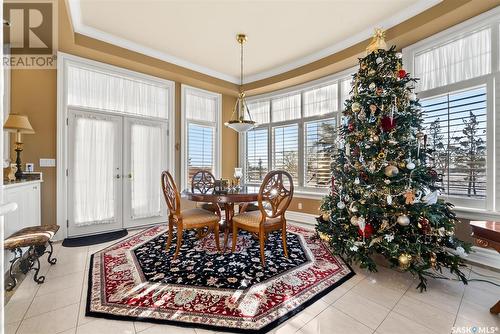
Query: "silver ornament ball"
397 215 410 226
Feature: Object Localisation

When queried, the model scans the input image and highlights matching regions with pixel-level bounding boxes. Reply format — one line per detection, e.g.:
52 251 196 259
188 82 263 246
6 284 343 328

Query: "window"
404 7 500 213
244 74 349 193
181 85 221 189
305 119 336 188
421 86 487 203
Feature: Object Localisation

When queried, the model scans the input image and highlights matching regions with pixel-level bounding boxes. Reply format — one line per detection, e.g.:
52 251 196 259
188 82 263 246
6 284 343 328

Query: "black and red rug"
86 224 354 333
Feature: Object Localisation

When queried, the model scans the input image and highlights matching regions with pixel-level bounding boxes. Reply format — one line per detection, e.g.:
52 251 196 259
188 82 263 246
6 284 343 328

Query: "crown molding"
67 0 442 85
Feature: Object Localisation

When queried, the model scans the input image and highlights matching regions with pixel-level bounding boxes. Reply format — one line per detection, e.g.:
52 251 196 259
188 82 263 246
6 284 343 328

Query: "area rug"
86 224 354 333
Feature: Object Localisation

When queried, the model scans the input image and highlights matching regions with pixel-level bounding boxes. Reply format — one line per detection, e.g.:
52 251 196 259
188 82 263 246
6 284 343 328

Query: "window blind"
422 85 487 200
305 119 336 188
247 100 270 124
273 124 299 182
303 83 337 117
414 28 491 91
246 128 268 183
187 123 215 185
271 93 301 122
67 65 169 119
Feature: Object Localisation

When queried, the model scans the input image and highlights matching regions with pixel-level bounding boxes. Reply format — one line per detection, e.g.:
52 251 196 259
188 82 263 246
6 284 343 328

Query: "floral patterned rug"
86 224 354 333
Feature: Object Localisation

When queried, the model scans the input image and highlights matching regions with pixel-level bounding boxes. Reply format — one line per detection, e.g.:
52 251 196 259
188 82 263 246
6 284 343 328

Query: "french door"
67 108 168 237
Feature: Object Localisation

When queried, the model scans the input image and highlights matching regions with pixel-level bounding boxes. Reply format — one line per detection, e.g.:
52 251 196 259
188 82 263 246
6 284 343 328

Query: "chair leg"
231 223 238 252
173 226 183 260
259 231 266 266
214 223 221 252
281 226 288 258
166 220 173 250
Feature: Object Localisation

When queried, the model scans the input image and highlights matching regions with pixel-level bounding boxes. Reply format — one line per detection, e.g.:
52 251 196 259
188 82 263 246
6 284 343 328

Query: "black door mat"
62 230 128 247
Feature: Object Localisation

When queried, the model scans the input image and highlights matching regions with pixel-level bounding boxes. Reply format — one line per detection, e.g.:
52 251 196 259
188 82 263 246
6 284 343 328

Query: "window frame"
403 6 500 215
241 67 355 198
181 84 222 191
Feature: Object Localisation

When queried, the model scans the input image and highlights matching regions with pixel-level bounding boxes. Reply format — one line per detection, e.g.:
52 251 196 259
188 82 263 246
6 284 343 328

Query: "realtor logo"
3 0 57 68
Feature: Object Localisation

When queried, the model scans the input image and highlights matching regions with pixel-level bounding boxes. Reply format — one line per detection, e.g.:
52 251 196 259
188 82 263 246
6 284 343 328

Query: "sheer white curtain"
67 65 169 119
271 93 301 122
131 124 162 219
247 100 270 124
303 83 338 117
73 116 116 226
186 91 216 122
414 28 491 91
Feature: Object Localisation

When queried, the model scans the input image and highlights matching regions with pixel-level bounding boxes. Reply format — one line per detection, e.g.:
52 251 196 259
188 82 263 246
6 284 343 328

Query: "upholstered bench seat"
4 224 60 250
4 224 59 291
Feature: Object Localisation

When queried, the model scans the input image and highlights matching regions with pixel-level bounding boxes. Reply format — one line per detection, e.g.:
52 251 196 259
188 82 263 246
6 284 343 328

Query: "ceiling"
69 0 442 84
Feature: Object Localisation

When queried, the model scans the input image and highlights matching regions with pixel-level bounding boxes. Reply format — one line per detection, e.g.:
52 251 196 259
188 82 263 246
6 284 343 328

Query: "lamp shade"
4 114 35 134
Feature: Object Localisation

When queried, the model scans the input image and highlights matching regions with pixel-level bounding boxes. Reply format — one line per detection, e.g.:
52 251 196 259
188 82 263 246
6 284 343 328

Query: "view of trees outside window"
421 86 487 199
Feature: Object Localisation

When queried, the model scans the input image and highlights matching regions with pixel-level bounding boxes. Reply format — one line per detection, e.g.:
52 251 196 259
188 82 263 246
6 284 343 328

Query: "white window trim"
180 84 222 191
403 6 500 217
241 67 356 198
56 52 175 239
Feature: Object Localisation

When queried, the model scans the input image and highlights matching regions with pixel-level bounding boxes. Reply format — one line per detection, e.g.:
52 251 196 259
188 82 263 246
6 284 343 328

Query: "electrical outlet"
39 158 56 167
298 202 303 210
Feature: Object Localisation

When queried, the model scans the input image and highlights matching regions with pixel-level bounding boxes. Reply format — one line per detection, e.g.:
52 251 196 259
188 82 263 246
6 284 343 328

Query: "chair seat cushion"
232 211 281 228
179 208 220 226
4 224 60 250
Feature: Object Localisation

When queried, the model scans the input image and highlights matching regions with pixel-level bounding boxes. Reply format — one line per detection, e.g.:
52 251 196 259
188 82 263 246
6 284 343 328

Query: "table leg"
223 203 234 253
490 300 500 314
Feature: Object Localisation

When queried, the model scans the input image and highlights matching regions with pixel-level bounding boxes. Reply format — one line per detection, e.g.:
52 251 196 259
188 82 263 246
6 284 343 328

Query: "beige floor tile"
36 271 85 296
59 329 77 334
17 303 79 334
25 286 82 318
351 278 404 309
7 283 39 303
320 285 349 305
404 278 464 315
377 312 435 334
45 260 86 279
133 321 155 332
333 290 390 330
76 319 135 334
139 324 196 334
4 321 21 334
193 329 218 334
292 299 330 325
297 306 372 334
76 294 96 327
268 319 304 334
393 295 455 333
462 280 500 308
362 266 415 292
457 299 500 328
4 299 32 324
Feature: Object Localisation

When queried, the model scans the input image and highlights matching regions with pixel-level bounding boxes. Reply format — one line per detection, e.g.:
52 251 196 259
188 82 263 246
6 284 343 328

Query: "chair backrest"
161 171 180 217
191 170 216 194
258 170 294 219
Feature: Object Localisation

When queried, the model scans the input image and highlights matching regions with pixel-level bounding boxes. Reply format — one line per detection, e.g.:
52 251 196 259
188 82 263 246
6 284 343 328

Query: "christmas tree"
316 30 471 291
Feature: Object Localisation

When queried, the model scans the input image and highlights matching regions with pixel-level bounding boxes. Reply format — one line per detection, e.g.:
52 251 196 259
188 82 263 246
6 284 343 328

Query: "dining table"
182 185 261 251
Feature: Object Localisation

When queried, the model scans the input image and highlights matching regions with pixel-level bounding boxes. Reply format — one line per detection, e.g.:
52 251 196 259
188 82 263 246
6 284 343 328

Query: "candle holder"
234 167 243 190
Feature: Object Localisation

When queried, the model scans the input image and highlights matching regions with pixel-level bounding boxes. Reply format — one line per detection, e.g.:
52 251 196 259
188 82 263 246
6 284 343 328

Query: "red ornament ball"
381 116 396 132
428 168 438 179
348 123 355 132
419 217 431 234
358 223 374 238
397 69 407 78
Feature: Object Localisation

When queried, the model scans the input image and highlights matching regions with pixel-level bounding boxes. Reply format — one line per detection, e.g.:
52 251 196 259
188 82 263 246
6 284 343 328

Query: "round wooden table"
182 186 260 251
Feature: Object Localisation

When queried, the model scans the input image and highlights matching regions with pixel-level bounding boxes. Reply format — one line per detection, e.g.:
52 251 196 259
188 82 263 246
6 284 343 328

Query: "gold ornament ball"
318 232 332 242
429 252 437 268
351 102 361 112
322 212 330 221
398 253 412 270
397 214 410 226
384 165 399 177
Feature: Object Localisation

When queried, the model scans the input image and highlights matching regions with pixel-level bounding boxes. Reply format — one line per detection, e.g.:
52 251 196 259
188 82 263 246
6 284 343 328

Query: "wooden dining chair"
161 171 221 259
231 170 294 266
191 170 220 212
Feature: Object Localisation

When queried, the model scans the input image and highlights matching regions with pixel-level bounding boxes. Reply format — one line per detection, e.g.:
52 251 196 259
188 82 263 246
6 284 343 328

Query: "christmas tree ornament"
376 56 383 64
384 234 394 242
398 253 412 270
350 216 359 226
397 214 410 226
358 223 373 238
376 87 384 96
396 52 403 59
422 190 438 205
404 189 416 204
418 217 431 234
337 201 346 209
369 104 377 113
351 102 361 112
381 116 396 132
406 161 415 170
369 82 376 90
408 92 417 101
397 69 407 79
345 143 351 156
358 110 366 121
349 202 359 213
384 179 391 184
380 219 390 231
366 28 387 54
354 177 360 185
384 165 399 177
386 194 393 205
318 232 332 242
429 252 437 268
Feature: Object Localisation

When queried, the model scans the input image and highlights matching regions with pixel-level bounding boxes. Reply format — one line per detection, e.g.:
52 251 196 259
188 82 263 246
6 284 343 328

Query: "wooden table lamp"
4 114 35 180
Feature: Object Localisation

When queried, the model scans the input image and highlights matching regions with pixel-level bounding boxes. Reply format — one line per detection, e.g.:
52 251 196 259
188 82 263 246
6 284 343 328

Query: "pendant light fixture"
225 34 256 133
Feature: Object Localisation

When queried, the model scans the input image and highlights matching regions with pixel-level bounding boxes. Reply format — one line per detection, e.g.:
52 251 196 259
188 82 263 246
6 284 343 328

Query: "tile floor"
3 227 500 334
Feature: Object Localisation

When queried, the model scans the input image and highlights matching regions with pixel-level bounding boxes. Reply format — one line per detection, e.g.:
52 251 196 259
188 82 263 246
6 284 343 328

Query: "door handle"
116 174 121 179
127 173 132 179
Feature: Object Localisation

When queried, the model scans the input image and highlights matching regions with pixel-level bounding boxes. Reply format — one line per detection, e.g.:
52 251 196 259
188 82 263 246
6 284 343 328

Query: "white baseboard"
286 211 318 226
466 246 500 269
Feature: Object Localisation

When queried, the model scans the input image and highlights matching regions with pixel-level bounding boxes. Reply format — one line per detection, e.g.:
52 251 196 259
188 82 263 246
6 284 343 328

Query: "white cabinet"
3 180 42 271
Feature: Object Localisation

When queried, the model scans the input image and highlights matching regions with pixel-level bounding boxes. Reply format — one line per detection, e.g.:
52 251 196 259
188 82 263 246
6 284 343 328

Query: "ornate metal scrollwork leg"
31 255 45 284
5 248 22 291
45 241 57 265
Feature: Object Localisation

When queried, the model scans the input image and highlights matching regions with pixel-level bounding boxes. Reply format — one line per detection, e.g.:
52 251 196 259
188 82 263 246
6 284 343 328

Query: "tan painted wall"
7 0 238 226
